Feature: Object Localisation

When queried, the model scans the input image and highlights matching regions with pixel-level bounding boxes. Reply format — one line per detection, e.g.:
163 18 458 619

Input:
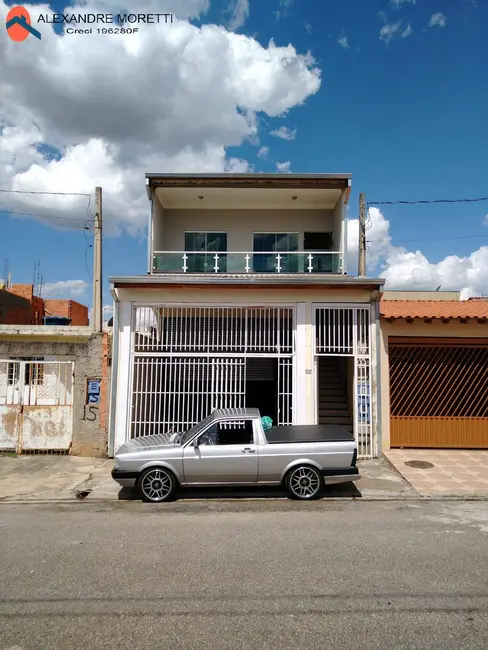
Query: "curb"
2 494 488 505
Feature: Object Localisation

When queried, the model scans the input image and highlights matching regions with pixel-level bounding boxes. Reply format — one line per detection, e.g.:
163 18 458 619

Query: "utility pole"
92 187 103 332
358 192 366 276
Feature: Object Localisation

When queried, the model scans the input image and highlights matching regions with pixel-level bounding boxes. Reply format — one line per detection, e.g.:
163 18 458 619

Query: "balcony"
152 251 343 274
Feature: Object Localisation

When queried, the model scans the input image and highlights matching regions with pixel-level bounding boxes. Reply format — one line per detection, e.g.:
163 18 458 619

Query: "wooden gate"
389 340 488 448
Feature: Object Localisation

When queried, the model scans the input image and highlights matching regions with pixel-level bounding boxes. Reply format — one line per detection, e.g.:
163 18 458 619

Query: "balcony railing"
152 251 342 274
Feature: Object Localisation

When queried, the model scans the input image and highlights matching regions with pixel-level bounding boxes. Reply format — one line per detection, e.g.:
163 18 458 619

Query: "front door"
182 419 258 484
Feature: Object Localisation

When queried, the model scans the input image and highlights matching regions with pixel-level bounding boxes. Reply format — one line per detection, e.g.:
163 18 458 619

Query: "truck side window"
216 420 253 445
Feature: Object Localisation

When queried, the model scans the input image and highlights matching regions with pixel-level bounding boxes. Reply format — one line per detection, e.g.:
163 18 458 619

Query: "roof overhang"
110 274 385 292
145 173 352 210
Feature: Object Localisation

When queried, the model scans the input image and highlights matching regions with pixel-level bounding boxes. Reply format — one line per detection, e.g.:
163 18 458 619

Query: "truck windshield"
179 414 215 446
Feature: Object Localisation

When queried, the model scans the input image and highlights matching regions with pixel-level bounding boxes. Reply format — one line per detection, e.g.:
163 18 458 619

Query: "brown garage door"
389 339 488 448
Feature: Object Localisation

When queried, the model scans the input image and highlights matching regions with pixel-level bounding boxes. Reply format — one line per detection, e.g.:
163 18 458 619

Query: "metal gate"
390 341 488 448
314 306 373 458
130 306 294 438
0 360 74 453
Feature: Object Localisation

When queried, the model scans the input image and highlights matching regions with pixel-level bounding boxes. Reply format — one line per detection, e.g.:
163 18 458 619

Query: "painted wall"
152 208 337 252
0 331 110 456
380 319 488 451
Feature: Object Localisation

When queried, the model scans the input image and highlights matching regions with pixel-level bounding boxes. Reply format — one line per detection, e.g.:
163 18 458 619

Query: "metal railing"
152 250 342 274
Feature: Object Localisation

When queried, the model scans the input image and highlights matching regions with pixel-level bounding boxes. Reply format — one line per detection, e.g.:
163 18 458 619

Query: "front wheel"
137 467 178 503
285 465 322 500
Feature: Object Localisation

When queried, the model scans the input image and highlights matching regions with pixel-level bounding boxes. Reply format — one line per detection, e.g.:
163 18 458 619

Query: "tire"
137 467 178 503
285 465 323 500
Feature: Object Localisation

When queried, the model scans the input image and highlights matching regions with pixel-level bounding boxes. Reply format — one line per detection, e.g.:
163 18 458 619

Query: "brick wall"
44 299 89 325
2 287 88 326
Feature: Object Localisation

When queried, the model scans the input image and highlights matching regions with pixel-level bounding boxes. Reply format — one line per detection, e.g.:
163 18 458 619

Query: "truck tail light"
351 448 357 467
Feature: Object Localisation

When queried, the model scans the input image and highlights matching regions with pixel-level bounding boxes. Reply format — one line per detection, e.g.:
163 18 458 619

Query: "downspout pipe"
108 287 120 457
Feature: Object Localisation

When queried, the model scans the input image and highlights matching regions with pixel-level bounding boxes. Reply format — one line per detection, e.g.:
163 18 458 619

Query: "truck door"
182 418 258 484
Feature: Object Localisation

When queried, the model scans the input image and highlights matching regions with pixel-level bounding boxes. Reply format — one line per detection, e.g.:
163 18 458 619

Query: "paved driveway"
384 449 488 497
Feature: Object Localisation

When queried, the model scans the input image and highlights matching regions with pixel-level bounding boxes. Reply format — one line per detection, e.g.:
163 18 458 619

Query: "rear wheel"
137 467 178 503
285 465 322 500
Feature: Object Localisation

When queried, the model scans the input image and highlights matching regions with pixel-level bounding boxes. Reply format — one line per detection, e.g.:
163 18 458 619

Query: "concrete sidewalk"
0 454 416 503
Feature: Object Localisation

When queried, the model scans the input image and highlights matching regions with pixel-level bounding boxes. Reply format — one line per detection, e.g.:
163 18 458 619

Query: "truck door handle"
241 447 256 453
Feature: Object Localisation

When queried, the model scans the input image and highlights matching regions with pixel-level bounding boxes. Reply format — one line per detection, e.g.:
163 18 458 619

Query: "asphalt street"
1 500 488 649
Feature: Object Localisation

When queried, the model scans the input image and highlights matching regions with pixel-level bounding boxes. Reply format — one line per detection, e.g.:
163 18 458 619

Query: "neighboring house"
109 173 385 458
0 326 111 456
380 292 488 451
0 283 89 326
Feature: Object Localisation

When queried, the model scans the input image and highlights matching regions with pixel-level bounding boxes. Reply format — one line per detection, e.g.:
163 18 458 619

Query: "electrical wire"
0 208 91 223
367 234 488 244
0 188 91 197
368 197 488 206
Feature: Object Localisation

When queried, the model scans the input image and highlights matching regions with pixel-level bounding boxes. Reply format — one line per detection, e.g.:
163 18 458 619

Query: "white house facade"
109 174 385 458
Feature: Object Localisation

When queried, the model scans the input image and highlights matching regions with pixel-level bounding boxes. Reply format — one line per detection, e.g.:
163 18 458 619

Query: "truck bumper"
321 467 360 485
111 469 138 488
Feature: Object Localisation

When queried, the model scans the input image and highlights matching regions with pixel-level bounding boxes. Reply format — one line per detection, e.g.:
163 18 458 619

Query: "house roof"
110 273 385 290
381 300 488 321
145 172 352 193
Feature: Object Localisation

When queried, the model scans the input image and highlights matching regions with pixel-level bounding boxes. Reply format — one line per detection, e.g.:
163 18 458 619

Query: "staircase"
318 358 352 426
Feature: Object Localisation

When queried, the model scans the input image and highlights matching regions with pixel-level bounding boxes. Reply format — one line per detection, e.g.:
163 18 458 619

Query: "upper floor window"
253 233 299 273
185 232 227 273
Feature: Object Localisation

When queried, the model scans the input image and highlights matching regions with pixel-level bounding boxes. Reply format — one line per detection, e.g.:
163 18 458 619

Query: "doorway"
245 358 278 423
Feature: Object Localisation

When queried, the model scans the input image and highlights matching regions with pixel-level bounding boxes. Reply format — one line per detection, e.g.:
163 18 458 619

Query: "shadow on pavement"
117 482 361 502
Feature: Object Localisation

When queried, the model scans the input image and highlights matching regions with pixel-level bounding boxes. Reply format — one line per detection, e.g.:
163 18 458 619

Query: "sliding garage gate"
390 339 488 448
130 306 294 438
314 306 373 458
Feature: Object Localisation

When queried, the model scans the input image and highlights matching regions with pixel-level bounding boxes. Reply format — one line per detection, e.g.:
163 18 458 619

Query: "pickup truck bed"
265 424 354 444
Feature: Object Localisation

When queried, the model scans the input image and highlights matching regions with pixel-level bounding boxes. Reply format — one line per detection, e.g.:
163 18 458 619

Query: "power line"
0 208 92 223
367 234 488 244
368 197 488 206
0 188 91 197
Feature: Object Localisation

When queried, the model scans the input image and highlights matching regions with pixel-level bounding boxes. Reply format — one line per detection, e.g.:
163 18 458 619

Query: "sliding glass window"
253 233 299 273
185 232 227 272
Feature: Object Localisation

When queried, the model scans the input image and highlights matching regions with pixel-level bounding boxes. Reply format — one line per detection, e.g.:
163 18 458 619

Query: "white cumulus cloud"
337 35 349 49
227 0 250 31
389 0 415 8
257 146 269 159
270 126 297 140
41 280 89 299
347 208 488 298
429 13 447 27
0 0 320 236
275 161 291 173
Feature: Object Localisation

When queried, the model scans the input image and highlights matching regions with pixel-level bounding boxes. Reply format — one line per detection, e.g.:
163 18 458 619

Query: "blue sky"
1 0 487 309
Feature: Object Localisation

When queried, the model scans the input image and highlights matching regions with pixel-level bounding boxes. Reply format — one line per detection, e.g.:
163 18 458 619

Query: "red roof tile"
380 300 488 320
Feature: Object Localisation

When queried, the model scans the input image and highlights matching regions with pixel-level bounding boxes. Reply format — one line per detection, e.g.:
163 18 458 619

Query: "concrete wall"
382 290 460 301
152 208 337 252
0 330 110 457
379 319 488 451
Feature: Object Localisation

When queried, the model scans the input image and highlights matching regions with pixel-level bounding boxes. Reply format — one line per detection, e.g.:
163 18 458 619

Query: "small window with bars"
8 358 44 386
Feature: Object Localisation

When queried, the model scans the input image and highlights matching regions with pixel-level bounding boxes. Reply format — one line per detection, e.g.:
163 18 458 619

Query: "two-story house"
109 174 385 458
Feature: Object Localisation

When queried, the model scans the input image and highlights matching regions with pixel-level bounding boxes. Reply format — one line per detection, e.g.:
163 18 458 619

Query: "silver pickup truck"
112 407 360 502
